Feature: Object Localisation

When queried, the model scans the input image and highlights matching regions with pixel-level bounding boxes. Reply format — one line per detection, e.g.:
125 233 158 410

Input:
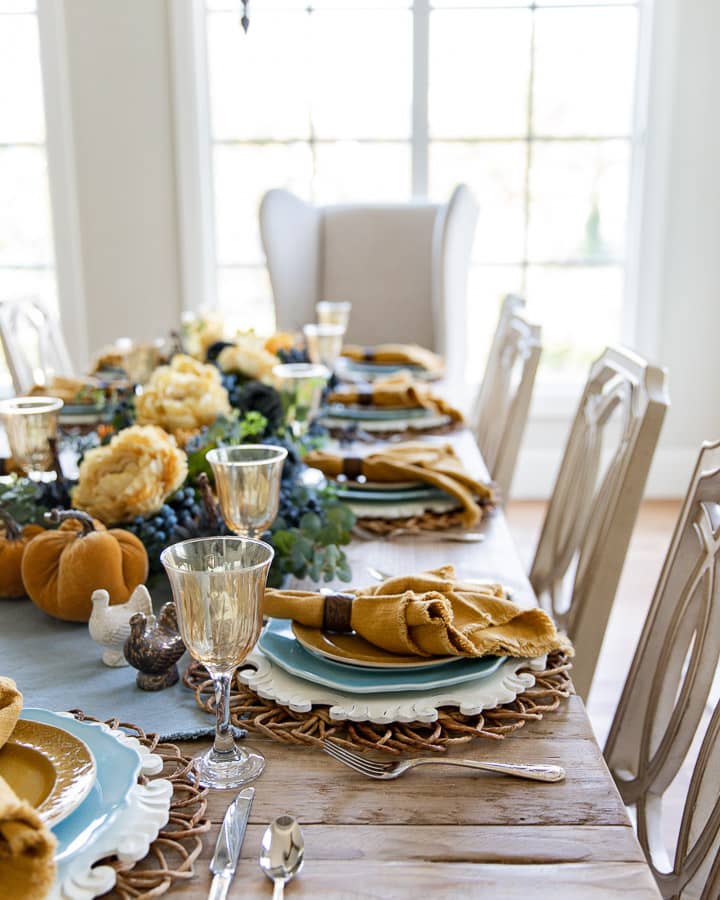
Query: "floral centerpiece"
0 323 354 589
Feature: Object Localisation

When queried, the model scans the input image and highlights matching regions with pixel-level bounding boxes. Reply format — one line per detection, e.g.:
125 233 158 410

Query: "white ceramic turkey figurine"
89 584 154 666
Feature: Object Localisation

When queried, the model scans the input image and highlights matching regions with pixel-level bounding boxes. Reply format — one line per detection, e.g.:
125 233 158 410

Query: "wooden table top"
172 431 660 898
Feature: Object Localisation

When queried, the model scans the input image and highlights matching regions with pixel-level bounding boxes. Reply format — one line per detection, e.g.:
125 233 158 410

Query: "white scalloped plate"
238 650 546 724
22 709 171 900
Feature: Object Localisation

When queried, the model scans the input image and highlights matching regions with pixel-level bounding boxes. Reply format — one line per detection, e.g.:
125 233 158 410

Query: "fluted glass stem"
213 671 235 756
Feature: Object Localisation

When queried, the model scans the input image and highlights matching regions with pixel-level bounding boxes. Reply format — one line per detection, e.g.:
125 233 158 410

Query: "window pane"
0 147 54 266
0 14 45 142
429 9 532 139
217 266 276 335
206 0 409 8
525 264 624 380
465 265 524 383
0 2 37 13
429 142 527 264
313 142 410 203
310 11 411 140
527 140 630 263
533 7 638 137
213 143 313 265
206 11 311 140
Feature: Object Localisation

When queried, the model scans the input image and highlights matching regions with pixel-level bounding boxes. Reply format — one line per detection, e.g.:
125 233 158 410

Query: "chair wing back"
605 441 720 900
259 189 321 332
433 184 479 386
321 203 439 348
471 295 542 501
529 346 669 699
0 299 74 393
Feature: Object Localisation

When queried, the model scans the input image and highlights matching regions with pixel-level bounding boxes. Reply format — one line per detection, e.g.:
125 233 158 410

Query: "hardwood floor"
506 498 681 744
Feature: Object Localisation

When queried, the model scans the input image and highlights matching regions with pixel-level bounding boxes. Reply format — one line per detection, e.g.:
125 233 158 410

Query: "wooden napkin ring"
323 592 354 633
341 457 364 480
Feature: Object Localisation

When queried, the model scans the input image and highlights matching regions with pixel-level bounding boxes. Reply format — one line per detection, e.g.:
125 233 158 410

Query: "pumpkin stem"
0 506 22 541
44 508 97 536
196 473 222 531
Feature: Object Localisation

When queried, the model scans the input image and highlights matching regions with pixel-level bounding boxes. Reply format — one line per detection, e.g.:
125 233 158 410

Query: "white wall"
49 0 719 497
59 0 182 359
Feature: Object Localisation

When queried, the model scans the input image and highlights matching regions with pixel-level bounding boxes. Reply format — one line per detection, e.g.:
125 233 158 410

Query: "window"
200 0 640 383
0 0 58 393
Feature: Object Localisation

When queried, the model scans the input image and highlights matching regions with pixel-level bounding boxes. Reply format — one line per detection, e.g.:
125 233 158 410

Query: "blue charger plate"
258 619 505 694
323 404 431 421
334 485 453 503
21 709 141 864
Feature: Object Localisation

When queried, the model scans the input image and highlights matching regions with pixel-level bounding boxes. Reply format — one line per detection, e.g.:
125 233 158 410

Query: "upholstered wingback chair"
259 185 478 385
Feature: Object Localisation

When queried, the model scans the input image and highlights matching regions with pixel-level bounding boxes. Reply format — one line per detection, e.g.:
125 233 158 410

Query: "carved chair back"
605 441 720 899
471 295 542 501
529 345 669 698
0 298 74 393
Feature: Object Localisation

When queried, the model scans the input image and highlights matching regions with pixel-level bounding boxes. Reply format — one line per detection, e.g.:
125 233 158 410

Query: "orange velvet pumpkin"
0 508 44 599
21 509 149 622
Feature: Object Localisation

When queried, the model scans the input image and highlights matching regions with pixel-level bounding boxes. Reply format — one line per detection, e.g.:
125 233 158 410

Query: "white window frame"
19 0 89 368
170 0 660 421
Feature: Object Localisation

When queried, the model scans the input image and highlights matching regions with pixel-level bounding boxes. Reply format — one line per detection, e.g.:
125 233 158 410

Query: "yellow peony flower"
218 334 278 381
135 354 231 435
72 425 188 523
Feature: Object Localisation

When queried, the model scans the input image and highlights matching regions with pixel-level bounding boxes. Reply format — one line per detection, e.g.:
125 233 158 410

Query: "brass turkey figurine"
123 601 186 690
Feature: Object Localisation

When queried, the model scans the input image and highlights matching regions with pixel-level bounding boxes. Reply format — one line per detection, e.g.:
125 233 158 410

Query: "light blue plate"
258 619 505 694
342 360 426 377
324 404 431 421
335 485 454 503
21 709 141 863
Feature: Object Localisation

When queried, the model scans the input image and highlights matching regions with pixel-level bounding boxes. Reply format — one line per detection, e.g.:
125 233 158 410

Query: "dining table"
170 429 660 899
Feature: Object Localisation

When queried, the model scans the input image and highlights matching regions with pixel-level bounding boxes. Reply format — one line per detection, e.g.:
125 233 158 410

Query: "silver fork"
322 740 564 783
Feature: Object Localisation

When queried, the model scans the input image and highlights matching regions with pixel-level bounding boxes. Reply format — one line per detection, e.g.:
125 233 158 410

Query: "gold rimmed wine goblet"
0 396 63 481
206 444 288 538
303 323 345 370
272 363 330 439
161 536 274 788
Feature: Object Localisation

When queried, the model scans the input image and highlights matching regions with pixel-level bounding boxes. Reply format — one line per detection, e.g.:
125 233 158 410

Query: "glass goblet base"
191 743 265 789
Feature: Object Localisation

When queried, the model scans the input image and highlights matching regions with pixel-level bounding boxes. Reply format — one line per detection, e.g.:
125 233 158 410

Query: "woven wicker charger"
184 651 572 756
67 713 211 899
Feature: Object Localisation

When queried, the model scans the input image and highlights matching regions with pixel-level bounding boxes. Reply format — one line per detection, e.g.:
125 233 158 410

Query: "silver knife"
208 786 255 900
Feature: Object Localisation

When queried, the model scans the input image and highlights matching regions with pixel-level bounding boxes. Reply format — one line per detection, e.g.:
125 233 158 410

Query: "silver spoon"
259 815 305 899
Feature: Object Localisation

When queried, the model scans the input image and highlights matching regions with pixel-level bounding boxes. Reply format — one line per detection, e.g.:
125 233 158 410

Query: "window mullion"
412 0 430 199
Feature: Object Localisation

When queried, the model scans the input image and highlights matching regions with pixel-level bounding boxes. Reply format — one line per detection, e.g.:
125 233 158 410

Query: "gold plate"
0 720 96 826
292 623 456 670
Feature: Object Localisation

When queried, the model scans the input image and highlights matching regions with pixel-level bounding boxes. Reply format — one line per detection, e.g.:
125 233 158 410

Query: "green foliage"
0 476 52 526
268 483 355 588
185 411 269 481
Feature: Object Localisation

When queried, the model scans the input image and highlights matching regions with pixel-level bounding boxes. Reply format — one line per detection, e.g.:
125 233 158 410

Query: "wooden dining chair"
470 294 542 501
604 440 720 899
0 298 74 394
529 345 669 700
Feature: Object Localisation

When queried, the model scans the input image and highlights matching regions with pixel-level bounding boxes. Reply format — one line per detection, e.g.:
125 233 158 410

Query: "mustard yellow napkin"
0 678 56 900
343 343 444 375
328 372 463 423
264 565 573 659
306 442 493 528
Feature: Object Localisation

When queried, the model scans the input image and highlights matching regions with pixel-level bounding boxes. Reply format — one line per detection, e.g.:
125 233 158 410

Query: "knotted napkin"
342 343 444 376
264 565 573 659
305 442 493 528
0 677 57 900
327 372 463 423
